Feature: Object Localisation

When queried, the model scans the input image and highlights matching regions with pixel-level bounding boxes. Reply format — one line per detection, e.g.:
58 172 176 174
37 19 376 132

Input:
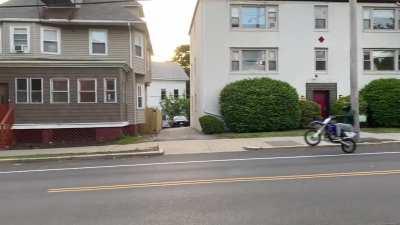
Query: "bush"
199 115 225 134
332 95 368 116
160 95 189 122
220 78 301 133
299 100 321 128
361 79 400 127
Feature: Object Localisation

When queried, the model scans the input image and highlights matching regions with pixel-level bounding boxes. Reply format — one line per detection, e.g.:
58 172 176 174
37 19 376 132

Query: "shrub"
299 100 321 128
220 78 301 133
160 95 189 122
332 95 368 116
361 79 400 127
199 115 225 134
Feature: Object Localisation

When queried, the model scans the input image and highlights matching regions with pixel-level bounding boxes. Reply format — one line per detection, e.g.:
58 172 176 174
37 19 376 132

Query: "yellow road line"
48 169 400 193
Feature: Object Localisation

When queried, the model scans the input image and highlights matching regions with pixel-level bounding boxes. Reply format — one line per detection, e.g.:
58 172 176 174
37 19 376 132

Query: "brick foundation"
14 124 144 145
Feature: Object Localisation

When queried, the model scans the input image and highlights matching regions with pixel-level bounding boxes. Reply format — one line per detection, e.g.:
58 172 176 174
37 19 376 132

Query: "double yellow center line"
48 169 400 193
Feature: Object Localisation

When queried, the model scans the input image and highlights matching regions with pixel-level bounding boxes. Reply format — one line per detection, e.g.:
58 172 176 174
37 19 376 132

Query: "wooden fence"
142 108 162 134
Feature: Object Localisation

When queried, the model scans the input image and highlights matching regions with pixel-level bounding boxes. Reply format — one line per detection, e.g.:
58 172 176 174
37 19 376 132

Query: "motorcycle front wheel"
341 139 357 154
304 129 321 146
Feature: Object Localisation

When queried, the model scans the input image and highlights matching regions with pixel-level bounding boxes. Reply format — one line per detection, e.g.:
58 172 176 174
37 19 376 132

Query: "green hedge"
299 100 321 128
361 79 400 127
199 115 225 134
220 78 301 133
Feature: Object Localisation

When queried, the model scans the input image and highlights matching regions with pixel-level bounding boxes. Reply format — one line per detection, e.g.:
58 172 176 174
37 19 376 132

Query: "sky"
142 0 197 62
0 0 198 62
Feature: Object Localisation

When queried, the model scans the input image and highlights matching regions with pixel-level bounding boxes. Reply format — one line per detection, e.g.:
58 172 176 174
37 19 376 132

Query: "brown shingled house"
0 0 152 148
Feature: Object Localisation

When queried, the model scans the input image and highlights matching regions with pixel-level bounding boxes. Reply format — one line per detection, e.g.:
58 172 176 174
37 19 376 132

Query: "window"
137 84 144 109
363 50 372 71
174 89 179 99
15 78 28 103
15 78 42 103
89 30 108 55
135 32 144 58
161 89 166 100
314 5 328 30
10 26 30 53
230 48 278 72
315 48 328 72
41 27 61 54
364 49 398 71
30 79 43 103
231 5 278 30
363 8 396 30
50 78 69 103
242 50 266 71
104 78 117 103
78 79 97 103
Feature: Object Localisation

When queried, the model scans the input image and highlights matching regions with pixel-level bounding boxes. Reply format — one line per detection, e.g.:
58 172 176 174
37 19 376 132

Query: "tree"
172 44 190 75
160 95 189 122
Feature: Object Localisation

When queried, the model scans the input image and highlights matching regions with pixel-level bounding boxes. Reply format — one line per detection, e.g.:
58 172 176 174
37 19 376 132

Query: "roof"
0 0 153 53
151 62 189 81
0 0 142 22
189 0 400 34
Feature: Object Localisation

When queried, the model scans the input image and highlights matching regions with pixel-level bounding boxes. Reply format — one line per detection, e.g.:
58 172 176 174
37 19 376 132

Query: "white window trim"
50 78 70 104
29 78 44 104
40 26 61 55
363 7 398 32
77 78 97 103
230 48 279 73
89 29 108 56
134 32 144 59
315 48 328 73
103 78 117 103
15 78 29 104
9 25 31 53
137 83 145 109
363 49 399 72
230 4 279 31
15 78 43 104
314 5 328 31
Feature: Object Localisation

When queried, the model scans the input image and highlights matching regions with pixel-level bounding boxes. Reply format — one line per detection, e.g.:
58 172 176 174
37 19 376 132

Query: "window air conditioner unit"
15 45 25 53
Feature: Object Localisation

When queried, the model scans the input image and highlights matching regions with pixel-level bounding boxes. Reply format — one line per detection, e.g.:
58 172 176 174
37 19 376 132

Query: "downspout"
128 22 137 125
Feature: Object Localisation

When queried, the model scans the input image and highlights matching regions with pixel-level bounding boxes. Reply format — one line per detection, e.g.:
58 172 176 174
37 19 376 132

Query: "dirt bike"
304 116 357 154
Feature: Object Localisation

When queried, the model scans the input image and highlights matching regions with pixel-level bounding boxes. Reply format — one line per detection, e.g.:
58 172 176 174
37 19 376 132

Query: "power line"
0 0 147 8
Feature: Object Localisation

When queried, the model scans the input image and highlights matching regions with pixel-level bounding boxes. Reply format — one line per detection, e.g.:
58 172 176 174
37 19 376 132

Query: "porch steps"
0 105 15 150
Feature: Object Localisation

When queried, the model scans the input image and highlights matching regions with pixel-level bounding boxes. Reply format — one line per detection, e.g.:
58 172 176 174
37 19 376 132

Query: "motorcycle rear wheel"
341 139 357 154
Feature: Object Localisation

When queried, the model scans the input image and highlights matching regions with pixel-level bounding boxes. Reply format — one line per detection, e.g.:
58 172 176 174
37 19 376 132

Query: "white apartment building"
190 0 400 130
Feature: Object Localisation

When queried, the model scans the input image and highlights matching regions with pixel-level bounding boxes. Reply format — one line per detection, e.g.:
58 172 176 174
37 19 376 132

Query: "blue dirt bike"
304 116 357 153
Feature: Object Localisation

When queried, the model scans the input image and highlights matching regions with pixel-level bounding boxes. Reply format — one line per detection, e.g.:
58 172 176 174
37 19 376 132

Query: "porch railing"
0 104 15 150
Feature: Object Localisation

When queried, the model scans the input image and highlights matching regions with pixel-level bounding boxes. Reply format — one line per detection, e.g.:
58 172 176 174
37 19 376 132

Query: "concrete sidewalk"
1 132 399 159
0 142 159 158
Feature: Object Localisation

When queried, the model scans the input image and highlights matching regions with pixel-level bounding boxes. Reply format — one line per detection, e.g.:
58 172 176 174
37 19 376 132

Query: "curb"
0 147 164 163
243 140 400 151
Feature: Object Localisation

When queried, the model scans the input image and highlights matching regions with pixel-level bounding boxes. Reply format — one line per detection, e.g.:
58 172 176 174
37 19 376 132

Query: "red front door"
313 90 330 118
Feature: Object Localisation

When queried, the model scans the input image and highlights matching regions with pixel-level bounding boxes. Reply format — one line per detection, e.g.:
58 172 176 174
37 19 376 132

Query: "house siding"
0 22 151 126
0 67 128 124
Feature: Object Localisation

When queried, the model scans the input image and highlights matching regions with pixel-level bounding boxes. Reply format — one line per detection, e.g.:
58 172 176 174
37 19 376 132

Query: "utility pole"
349 0 360 140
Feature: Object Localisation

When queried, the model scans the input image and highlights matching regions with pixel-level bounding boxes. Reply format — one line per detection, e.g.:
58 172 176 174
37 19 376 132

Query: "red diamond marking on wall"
318 36 325 43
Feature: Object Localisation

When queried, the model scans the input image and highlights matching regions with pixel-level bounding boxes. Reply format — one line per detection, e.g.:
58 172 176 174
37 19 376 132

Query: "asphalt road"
1 143 400 225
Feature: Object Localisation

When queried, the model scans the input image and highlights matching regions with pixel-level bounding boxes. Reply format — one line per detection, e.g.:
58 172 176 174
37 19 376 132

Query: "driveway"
151 127 214 141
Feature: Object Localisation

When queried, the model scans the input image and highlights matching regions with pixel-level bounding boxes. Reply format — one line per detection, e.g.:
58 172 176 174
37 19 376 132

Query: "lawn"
216 129 306 139
362 128 400 133
114 135 145 145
